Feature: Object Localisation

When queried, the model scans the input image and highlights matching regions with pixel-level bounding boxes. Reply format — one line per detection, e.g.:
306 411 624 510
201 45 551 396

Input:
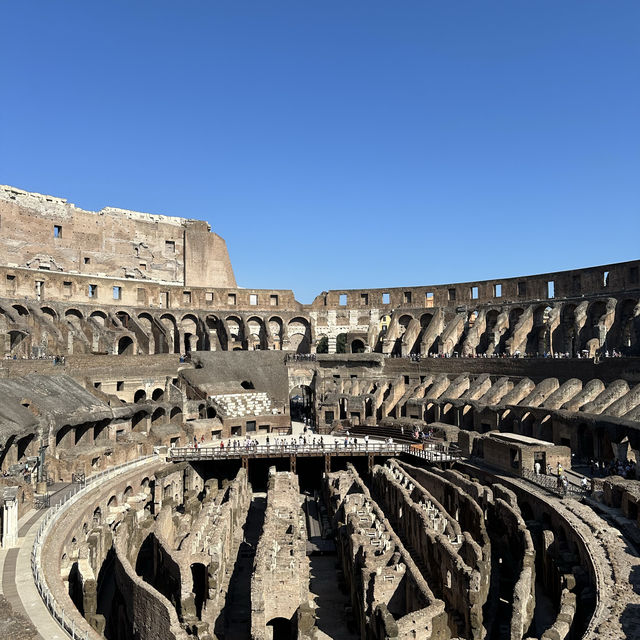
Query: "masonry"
0 184 639 640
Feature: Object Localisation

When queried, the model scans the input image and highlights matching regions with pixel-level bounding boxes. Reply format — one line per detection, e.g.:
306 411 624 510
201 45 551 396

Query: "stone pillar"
328 335 337 354
1 487 19 548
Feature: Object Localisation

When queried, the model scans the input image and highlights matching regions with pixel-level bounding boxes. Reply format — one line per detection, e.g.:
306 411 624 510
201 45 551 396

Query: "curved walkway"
0 484 75 640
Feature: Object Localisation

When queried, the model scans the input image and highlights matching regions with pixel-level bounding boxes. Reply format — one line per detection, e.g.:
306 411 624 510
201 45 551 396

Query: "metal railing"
407 443 462 463
169 442 410 460
30 454 157 640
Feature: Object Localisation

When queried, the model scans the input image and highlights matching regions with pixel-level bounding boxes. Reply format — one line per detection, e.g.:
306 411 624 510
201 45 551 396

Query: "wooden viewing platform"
168 442 461 471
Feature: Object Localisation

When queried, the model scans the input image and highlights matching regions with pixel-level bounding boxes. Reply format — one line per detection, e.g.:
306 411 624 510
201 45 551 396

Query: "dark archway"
289 385 314 424
351 339 365 353
117 336 134 355
266 617 293 640
152 388 164 401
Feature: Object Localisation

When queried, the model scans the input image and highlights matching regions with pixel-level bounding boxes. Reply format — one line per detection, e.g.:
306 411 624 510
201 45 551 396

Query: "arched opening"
181 314 200 353
65 308 84 320
247 316 267 350
268 316 284 349
335 333 347 354
520 412 535 437
206 315 227 351
170 407 183 422
152 388 164 401
16 434 35 461
479 309 500 354
351 339 365 353
151 408 166 426
55 424 73 448
226 316 245 350
160 314 180 353
316 336 329 353
132 411 147 431
266 617 293 640
289 385 314 424
288 317 311 353
8 330 28 355
134 389 147 403
41 306 57 320
117 336 134 355
12 304 29 317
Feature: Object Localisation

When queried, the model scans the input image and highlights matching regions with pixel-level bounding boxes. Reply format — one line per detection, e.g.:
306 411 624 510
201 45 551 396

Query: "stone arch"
170 406 183 422
115 310 132 329
117 335 134 355
614 298 640 354
247 316 268 350
205 315 227 351
527 304 553 355
287 317 311 353
40 306 57 320
134 389 147 403
160 313 180 353
269 316 284 348
316 335 329 353
478 309 500 354
8 329 29 355
560 303 578 355
132 411 147 431
180 313 201 353
152 388 165 401
226 315 245 350
138 312 163 354
289 384 314 422
16 433 35 461
151 407 166 425
498 307 524 353
65 308 84 319
12 304 29 317
266 618 293 639
89 310 108 326
335 332 347 354
351 339 365 353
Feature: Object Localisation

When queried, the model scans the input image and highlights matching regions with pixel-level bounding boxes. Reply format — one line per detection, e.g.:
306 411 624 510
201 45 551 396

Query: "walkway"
0 483 75 640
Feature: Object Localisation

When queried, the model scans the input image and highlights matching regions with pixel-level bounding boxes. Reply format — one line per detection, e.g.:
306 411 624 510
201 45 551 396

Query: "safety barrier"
30 454 158 640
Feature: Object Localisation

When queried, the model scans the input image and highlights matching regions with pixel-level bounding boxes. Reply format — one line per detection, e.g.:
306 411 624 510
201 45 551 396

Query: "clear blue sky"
1 2 638 303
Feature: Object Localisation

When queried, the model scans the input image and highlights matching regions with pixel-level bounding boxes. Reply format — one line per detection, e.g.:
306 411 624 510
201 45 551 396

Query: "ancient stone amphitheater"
0 184 639 640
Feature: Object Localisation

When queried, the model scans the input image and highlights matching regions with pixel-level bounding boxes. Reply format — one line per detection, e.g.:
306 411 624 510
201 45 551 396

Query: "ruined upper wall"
311 260 640 310
0 185 236 289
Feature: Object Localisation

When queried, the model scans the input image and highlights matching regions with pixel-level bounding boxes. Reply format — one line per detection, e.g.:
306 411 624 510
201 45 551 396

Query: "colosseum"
0 184 639 640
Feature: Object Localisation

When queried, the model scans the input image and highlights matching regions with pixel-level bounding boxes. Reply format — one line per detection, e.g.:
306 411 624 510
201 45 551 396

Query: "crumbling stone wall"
0 184 236 289
325 464 450 640
371 461 489 639
251 468 310 640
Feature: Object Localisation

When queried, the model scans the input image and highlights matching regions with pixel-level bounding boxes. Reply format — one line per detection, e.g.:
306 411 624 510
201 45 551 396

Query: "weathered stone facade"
0 184 639 640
